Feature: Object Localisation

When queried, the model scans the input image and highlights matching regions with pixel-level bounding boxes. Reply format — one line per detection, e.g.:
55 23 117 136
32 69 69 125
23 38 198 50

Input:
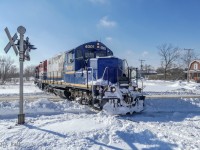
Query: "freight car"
35 41 145 115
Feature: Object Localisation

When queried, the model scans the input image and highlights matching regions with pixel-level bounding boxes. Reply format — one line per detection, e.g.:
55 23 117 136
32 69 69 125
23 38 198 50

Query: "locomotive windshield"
74 42 114 60
107 50 113 56
85 49 95 59
76 49 83 58
85 49 112 58
96 51 106 57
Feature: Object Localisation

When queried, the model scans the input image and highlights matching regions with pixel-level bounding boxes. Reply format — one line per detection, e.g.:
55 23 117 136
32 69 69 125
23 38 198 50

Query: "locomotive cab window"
85 49 95 59
76 49 83 58
67 51 74 63
96 51 106 57
107 50 113 56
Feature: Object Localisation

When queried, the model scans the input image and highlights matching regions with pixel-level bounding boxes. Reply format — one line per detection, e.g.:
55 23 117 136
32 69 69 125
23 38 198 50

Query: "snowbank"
141 80 200 95
0 82 43 95
0 97 199 150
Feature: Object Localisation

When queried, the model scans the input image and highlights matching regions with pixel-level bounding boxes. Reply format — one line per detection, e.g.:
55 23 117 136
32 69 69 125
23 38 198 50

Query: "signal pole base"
18 114 25 124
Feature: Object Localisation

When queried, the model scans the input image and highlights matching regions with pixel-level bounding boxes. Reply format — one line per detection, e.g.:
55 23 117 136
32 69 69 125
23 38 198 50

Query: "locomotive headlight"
111 87 116 93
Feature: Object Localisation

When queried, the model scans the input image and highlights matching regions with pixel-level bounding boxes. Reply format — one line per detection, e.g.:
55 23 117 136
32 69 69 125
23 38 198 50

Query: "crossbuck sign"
4 26 36 124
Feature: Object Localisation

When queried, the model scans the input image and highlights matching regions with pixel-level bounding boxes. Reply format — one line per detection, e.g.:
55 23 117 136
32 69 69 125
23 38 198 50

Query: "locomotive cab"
74 41 113 71
64 41 115 84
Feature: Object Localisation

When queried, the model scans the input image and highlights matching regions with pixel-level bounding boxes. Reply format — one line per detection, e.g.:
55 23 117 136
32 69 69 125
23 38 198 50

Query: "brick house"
188 60 200 82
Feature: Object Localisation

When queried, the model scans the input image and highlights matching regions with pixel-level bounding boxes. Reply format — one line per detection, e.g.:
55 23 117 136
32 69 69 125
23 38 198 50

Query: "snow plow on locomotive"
34 41 145 115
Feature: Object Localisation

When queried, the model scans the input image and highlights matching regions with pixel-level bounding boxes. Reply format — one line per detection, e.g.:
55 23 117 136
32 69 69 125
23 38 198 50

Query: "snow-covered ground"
141 80 200 95
0 81 200 150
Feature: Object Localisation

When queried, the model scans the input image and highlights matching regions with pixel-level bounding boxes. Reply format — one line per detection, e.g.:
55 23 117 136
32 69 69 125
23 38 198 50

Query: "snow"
141 80 200 95
0 80 200 150
0 82 42 95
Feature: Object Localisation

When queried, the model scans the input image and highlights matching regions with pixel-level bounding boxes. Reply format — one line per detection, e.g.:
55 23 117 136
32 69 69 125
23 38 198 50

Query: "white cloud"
142 51 149 57
105 37 112 42
98 16 117 28
88 0 107 4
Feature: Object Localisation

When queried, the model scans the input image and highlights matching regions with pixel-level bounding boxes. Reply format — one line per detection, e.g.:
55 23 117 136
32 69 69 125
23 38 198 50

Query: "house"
188 60 200 82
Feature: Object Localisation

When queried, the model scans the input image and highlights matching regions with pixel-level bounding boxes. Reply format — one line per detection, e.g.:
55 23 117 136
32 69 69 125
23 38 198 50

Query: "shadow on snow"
24 123 67 138
86 129 177 150
115 130 177 150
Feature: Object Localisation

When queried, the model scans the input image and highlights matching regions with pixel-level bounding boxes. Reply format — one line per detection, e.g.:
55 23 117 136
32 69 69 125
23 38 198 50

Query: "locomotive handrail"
87 67 94 106
122 59 129 82
123 59 129 68
102 67 109 85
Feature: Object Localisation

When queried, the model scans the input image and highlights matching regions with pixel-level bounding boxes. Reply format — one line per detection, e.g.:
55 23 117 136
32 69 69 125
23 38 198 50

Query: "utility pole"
135 68 138 86
139 59 145 70
18 26 26 124
184 48 194 83
4 26 36 125
0 59 5 84
139 59 145 78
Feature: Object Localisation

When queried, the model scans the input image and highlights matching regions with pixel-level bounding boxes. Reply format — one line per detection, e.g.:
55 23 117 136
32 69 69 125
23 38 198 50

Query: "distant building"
138 69 157 79
187 60 200 82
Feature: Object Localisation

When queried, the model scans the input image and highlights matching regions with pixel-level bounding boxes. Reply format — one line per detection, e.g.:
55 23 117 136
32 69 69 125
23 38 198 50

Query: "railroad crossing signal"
4 27 37 62
4 27 18 55
23 37 36 61
4 26 36 124
15 41 36 61
25 37 37 50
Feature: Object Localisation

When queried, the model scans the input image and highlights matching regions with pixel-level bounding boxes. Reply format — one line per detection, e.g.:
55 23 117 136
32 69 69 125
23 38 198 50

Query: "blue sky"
0 0 200 68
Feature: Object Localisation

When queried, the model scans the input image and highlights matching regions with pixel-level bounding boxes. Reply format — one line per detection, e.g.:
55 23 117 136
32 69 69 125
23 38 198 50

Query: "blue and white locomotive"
35 41 145 115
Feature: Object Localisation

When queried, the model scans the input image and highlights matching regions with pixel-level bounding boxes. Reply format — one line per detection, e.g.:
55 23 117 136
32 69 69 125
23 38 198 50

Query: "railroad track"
145 94 200 99
0 94 63 102
0 93 199 102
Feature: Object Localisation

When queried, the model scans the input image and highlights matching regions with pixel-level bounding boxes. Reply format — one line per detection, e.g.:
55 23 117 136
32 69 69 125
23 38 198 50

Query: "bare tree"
24 65 36 81
0 56 16 84
158 44 180 80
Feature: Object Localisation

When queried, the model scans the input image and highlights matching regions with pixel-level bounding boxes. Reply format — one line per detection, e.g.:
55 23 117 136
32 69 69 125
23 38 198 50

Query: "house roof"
189 60 200 68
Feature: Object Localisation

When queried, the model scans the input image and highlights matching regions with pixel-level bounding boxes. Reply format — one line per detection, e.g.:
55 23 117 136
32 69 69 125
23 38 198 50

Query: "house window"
194 63 198 70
